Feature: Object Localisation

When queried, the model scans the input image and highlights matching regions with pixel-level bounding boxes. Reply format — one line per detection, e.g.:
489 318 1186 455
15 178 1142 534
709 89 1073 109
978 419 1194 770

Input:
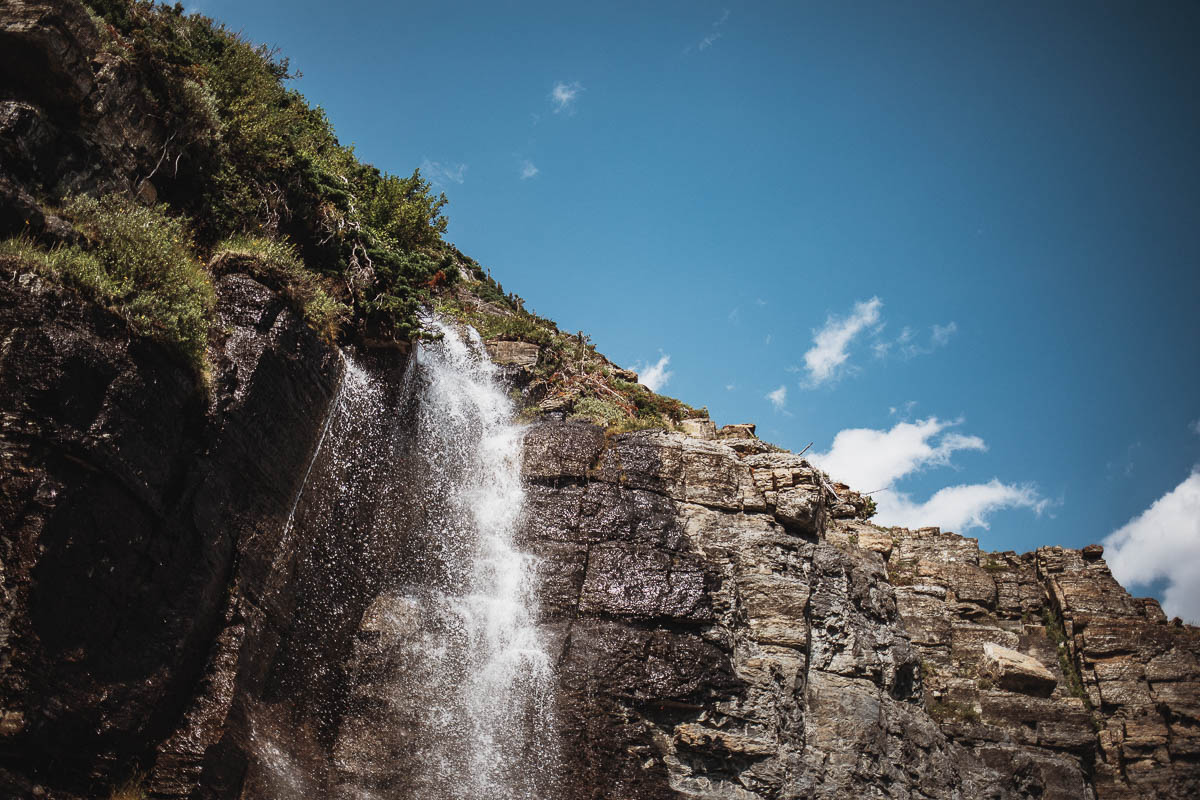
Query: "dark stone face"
0 266 343 796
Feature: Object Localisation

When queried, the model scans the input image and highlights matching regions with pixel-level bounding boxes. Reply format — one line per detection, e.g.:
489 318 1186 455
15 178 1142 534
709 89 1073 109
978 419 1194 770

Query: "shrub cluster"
3 195 214 370
79 0 458 341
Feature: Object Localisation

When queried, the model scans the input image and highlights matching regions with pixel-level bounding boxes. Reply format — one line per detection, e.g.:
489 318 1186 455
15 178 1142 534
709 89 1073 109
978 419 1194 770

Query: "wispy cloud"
803 297 883 385
1104 469 1200 623
550 81 583 114
636 354 672 392
692 9 730 52
420 160 467 187
520 160 539 180
931 321 958 347
1190 418 1200 437
809 416 1046 530
766 384 787 410
874 321 957 360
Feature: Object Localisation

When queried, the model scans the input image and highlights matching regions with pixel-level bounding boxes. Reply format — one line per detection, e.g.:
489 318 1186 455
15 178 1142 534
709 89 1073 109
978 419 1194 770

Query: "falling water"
329 318 557 799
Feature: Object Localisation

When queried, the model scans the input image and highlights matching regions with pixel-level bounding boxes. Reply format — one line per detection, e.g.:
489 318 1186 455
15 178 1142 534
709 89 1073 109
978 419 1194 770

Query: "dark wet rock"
0 262 343 796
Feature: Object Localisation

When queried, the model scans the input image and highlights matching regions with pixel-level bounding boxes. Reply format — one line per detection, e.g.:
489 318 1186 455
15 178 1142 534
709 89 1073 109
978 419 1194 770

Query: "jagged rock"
678 417 717 439
718 423 756 439
982 643 1058 697
485 338 540 367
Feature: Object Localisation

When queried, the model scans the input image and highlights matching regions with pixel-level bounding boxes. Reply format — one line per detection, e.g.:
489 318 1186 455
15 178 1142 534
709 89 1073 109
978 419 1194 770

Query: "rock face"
520 421 1200 800
0 259 340 793
0 2 1197 798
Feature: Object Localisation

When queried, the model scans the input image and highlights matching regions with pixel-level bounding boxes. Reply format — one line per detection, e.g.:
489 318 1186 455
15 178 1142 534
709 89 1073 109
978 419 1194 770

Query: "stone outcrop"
520 421 1200 800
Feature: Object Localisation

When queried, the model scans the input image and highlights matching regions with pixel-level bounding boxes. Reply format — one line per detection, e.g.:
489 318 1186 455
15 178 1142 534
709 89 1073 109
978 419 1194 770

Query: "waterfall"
328 318 557 799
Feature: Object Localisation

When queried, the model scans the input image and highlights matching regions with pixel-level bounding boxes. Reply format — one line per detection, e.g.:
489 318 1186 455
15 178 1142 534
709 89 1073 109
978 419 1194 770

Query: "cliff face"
518 421 1200 800
1 2 1198 799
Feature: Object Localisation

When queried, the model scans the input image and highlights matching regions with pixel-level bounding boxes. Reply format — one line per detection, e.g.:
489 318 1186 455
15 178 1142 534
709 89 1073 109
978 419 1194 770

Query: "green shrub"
214 235 348 340
0 237 120 298
81 0 459 343
608 414 669 434
60 195 214 370
568 397 627 428
2 196 214 371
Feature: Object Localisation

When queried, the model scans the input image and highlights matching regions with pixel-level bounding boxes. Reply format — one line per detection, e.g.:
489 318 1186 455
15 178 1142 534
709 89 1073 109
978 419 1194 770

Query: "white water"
379 318 556 798
250 319 555 799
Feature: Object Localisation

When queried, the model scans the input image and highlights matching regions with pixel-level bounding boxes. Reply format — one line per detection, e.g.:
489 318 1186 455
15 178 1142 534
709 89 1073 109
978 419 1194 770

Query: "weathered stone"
717 423 756 439
678 417 717 439
485 338 540 366
982 643 1058 697
523 421 604 478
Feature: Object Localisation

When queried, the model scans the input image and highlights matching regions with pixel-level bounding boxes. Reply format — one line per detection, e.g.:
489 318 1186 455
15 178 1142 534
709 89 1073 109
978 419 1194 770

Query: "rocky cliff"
1 2 1197 799
518 419 1200 799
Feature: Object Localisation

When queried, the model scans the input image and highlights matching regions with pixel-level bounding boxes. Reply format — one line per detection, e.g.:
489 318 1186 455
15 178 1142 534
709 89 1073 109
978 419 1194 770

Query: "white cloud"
636 354 672 392
810 417 984 491
520 160 539 180
725 383 736 391
766 385 787 410
809 417 1045 530
765 333 773 346
1190 419 1200 436
803 297 883 385
550 81 583 114
1104 470 1200 623
419 160 467 186
932 321 958 347
882 480 1047 531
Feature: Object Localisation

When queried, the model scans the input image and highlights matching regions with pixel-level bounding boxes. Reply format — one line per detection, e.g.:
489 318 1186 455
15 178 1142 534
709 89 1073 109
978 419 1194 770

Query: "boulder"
485 338 540 367
982 643 1058 697
718 423 757 439
678 417 717 440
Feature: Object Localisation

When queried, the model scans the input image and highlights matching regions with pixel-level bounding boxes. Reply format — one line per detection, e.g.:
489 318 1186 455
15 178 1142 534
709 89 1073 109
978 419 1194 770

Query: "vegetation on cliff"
2 0 704 424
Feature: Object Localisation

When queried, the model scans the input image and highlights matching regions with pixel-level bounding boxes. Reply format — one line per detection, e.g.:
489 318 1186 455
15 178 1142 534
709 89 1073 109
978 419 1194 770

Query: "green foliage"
1042 606 1090 703
568 397 627 428
471 313 556 347
609 378 703 423
214 236 348 340
0 237 120 298
15 195 215 371
606 415 670 434
861 496 878 519
80 0 456 343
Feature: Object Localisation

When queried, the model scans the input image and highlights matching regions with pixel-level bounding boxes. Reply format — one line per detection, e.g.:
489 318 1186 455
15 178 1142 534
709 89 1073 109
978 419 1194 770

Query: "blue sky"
192 0 1200 618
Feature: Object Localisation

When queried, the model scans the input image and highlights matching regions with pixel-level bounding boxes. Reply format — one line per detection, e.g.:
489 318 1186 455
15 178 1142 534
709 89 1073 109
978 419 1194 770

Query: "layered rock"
521 421 1200 800
522 424 1004 798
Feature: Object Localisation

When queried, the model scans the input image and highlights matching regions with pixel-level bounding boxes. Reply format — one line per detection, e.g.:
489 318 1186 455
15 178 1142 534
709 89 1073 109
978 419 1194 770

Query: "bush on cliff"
213 235 349 341
3 195 214 371
79 0 456 343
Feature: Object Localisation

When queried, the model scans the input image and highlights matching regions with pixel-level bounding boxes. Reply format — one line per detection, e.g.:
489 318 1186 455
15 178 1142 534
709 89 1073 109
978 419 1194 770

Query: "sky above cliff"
193 0 1200 620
